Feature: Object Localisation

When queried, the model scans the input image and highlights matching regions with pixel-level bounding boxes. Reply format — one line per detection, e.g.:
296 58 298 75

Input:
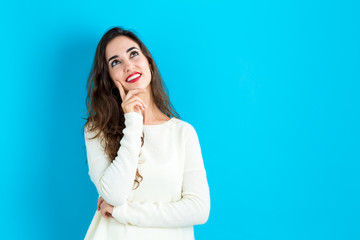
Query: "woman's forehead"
105 36 139 57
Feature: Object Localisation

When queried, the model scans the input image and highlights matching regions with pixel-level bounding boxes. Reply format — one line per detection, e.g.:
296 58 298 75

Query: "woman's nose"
124 61 135 72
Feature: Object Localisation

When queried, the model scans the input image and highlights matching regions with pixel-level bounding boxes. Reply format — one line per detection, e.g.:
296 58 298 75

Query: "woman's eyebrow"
108 47 139 63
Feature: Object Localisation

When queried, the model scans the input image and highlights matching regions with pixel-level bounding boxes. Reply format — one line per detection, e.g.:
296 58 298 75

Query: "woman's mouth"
126 73 141 83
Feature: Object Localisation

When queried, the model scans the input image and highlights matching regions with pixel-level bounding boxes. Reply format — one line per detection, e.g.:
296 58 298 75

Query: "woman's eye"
111 60 120 67
130 51 139 57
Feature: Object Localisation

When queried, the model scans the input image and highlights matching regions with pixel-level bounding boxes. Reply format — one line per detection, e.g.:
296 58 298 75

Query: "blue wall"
1 0 359 239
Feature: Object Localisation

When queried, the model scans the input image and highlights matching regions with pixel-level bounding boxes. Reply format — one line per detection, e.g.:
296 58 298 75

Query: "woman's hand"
97 196 114 219
114 80 147 114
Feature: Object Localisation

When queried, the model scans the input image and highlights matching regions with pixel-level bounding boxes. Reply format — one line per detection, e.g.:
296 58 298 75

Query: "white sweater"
84 112 210 240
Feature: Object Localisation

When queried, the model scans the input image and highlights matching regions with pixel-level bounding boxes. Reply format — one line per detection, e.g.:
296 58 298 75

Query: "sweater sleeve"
84 112 143 207
112 124 211 227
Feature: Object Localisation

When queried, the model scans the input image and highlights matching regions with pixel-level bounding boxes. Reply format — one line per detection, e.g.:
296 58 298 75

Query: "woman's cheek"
113 71 123 82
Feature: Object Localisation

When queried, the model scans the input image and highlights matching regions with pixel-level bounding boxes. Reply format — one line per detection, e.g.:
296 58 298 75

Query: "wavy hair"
83 26 180 189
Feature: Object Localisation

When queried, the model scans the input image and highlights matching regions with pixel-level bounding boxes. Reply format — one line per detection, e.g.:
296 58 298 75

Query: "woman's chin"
128 82 150 91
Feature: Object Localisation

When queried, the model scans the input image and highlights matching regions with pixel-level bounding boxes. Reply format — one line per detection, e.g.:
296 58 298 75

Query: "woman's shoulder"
84 122 103 140
170 117 198 135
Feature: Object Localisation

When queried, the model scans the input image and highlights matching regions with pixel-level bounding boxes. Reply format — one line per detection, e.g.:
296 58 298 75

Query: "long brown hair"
83 26 180 189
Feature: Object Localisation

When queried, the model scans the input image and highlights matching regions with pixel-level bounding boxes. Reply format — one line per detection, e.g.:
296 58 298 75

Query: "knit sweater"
84 112 210 240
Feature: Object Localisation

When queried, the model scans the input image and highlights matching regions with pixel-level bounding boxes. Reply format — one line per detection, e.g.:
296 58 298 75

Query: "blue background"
1 0 359 239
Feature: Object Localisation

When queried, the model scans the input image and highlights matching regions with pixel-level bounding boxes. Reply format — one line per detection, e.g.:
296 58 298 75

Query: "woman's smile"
126 74 141 83
126 72 142 83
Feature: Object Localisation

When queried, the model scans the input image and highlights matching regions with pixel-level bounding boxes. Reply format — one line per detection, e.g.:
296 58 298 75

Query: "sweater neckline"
143 117 175 128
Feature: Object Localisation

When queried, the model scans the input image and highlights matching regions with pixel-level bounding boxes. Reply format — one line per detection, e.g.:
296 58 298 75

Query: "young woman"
83 26 210 240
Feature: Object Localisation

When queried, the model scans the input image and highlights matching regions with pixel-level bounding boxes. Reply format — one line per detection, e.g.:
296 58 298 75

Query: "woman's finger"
122 99 146 114
115 81 126 101
114 82 147 113
100 201 108 218
123 88 147 102
122 95 147 110
100 200 114 219
100 208 107 219
97 197 104 211
114 81 146 103
121 96 147 114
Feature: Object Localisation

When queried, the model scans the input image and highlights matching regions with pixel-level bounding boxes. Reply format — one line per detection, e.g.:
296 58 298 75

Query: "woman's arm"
112 124 211 227
85 112 143 207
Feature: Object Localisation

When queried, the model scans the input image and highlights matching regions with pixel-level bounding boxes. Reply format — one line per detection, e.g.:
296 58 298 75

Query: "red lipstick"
126 72 141 82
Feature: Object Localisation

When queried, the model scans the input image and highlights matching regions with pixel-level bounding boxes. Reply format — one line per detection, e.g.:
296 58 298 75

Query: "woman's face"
105 36 152 92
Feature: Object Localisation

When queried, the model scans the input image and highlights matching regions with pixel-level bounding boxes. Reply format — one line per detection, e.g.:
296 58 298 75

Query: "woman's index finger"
116 81 126 101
